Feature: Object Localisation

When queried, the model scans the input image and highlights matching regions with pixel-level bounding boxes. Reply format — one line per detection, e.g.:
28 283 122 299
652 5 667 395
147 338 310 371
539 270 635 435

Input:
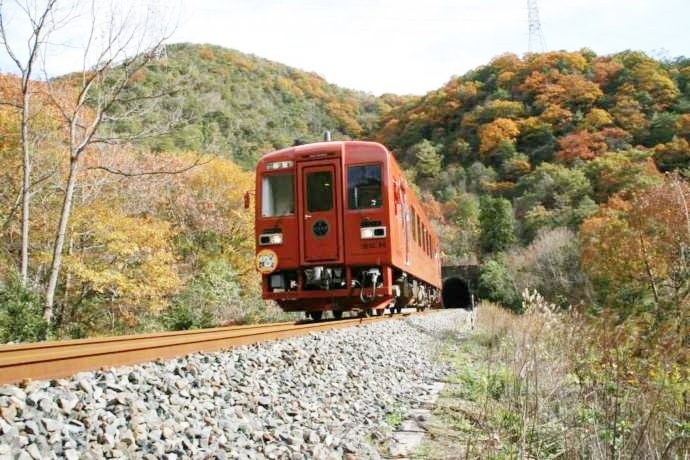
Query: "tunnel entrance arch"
442 277 472 308
441 265 480 309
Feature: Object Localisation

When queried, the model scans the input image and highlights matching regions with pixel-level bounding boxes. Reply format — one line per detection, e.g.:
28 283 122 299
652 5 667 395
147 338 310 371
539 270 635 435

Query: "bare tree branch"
0 0 59 285
87 156 212 177
1 171 55 231
44 0 177 320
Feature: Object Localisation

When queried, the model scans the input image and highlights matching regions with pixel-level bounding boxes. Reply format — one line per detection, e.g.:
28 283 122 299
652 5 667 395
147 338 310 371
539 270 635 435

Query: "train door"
298 160 342 263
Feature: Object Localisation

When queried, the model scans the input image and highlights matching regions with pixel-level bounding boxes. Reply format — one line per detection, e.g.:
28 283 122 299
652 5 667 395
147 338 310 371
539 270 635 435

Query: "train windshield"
261 173 294 217
348 164 382 209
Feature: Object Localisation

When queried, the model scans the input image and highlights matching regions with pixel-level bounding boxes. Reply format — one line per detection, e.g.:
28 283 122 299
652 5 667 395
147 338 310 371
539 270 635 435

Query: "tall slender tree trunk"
44 156 79 321
20 89 31 285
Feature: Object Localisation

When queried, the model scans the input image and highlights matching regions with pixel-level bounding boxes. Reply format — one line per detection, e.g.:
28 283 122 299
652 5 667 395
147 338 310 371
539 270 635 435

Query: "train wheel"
310 312 323 321
332 310 343 320
376 309 383 316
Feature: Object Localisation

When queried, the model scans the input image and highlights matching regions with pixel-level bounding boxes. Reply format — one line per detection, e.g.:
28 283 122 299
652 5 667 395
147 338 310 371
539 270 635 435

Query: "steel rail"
0 312 421 385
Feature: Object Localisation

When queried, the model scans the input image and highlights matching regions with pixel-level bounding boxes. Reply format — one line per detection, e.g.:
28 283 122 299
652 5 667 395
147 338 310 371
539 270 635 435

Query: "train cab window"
348 165 382 209
306 171 333 212
261 173 294 217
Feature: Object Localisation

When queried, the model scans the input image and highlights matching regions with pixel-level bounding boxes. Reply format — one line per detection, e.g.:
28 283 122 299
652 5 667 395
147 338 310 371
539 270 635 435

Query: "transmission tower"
527 0 546 53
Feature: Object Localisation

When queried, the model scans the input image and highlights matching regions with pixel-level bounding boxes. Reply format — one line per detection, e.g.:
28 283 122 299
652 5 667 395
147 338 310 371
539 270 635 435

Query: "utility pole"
527 0 546 53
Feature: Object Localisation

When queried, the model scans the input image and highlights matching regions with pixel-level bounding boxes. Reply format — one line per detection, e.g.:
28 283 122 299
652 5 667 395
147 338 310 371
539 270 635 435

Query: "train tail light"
360 226 386 239
259 233 283 245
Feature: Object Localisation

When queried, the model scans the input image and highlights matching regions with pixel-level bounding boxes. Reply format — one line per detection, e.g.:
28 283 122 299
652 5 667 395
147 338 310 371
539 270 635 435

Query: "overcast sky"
2 0 689 95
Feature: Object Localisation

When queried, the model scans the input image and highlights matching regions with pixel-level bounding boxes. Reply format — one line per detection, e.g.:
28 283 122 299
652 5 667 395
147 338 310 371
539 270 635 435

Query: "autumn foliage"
0 71 261 337
2 44 690 344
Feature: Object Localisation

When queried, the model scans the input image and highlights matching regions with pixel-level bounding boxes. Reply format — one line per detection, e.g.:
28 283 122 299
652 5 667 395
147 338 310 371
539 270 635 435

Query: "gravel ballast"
0 310 469 459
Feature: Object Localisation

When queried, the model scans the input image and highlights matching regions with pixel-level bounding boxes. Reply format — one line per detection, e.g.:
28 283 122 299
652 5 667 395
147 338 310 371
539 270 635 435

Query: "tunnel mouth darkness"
442 277 472 308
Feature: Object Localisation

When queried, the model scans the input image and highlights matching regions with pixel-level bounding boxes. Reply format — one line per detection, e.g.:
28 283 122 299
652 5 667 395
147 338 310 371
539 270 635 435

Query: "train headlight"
360 226 386 239
259 233 283 245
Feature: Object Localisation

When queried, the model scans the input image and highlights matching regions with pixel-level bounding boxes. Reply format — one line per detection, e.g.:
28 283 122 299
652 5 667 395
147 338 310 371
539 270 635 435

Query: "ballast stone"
0 310 468 458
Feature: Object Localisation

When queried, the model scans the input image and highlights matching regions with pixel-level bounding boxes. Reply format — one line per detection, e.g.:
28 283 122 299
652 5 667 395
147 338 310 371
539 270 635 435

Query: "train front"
253 141 393 318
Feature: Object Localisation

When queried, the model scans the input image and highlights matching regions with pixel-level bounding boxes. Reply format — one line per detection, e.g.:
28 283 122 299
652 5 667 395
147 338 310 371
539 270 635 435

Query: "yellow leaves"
527 51 588 73
677 114 690 138
478 118 519 156
66 207 181 312
654 137 690 171
558 73 603 106
611 95 649 136
276 77 304 98
632 61 679 107
517 116 542 131
582 108 613 130
455 81 480 101
497 71 516 88
198 46 216 61
479 99 524 121
539 104 572 128
490 53 524 74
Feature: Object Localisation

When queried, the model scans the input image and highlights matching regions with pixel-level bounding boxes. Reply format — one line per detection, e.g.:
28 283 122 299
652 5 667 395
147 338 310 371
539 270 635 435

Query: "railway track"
0 311 424 385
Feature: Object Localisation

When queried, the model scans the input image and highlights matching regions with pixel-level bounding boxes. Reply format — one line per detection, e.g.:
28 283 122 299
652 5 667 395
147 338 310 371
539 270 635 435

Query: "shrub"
479 196 516 254
454 294 690 459
505 227 591 307
478 259 520 311
161 259 296 330
0 271 49 343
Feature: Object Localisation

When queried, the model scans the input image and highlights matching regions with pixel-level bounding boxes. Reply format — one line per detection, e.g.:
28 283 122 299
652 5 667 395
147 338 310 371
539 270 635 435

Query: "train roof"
258 140 393 164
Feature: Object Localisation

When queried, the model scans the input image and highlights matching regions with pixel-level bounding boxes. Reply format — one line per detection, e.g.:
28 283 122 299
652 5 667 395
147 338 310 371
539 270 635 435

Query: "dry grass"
417 294 689 459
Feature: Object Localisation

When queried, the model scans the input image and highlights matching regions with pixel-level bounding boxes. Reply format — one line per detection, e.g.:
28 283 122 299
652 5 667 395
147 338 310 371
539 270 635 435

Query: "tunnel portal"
442 277 472 309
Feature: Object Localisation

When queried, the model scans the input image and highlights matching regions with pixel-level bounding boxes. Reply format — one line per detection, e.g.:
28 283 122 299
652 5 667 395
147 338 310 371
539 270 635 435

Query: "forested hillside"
376 50 690 312
1 44 689 345
1 32 687 460
107 43 407 166
0 43 411 340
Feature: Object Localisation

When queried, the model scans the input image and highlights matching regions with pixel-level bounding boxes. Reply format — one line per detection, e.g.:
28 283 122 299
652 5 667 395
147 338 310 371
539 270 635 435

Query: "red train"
252 140 442 320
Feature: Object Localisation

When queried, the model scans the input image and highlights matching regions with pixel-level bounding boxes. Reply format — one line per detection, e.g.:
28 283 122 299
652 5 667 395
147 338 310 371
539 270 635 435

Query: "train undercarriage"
264 264 440 320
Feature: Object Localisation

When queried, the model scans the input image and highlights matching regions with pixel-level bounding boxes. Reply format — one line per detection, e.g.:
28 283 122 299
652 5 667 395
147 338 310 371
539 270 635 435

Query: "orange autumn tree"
479 118 520 157
580 174 690 312
556 128 630 163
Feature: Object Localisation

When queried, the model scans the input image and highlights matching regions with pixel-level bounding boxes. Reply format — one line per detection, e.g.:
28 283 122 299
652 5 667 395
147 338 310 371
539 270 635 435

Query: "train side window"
261 173 295 217
306 171 333 212
416 215 420 246
348 164 382 209
411 208 417 242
